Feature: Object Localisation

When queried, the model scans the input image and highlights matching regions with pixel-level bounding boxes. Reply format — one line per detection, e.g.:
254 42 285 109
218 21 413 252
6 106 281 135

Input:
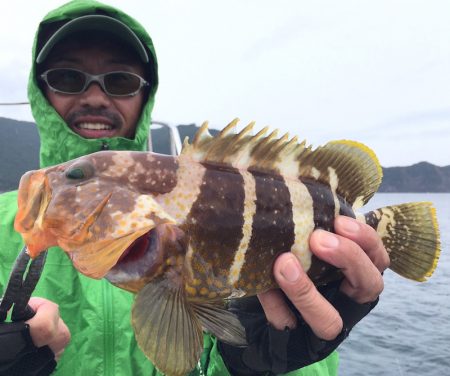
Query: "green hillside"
0 117 448 193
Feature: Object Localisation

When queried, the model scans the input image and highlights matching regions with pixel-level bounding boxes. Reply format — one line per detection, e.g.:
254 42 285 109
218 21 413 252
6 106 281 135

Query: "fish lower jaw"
105 268 143 286
104 255 157 293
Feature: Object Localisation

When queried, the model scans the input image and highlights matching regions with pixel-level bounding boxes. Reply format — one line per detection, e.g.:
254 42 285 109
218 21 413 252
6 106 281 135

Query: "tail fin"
364 202 440 281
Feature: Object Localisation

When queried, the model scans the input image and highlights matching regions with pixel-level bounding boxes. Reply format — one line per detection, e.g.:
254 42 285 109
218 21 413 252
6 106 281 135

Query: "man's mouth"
66 109 123 139
73 122 117 138
78 122 114 131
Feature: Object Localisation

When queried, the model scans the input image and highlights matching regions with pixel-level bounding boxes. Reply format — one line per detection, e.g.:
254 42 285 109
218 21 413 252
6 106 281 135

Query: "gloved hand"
219 282 379 375
0 297 70 376
0 321 56 376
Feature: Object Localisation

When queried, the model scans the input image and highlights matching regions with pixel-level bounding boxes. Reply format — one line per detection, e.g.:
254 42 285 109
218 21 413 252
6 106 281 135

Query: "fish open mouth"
105 227 163 290
117 230 155 265
105 224 186 292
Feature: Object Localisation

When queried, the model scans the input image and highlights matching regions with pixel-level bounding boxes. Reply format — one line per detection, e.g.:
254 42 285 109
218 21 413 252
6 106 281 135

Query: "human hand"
258 215 390 340
26 297 71 360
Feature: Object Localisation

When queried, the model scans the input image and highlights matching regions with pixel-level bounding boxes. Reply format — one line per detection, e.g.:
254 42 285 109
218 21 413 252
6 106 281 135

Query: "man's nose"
79 82 110 107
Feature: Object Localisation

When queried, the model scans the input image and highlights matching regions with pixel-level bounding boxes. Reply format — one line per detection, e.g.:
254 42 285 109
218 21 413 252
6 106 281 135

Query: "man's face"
42 38 147 139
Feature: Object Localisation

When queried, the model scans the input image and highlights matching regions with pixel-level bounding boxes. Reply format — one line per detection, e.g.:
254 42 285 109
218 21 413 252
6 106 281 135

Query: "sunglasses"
40 68 149 97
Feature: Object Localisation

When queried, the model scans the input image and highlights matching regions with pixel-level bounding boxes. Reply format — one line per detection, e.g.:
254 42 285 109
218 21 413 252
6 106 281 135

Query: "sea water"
339 193 450 375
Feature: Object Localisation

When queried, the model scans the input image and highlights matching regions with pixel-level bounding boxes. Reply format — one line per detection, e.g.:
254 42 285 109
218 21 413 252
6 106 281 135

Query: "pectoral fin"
192 302 247 346
132 277 203 376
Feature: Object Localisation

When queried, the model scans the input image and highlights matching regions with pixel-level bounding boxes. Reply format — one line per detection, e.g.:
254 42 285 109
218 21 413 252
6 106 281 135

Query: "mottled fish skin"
15 151 179 278
182 165 246 300
14 121 441 376
15 146 358 292
232 170 295 295
155 161 357 299
14 123 440 295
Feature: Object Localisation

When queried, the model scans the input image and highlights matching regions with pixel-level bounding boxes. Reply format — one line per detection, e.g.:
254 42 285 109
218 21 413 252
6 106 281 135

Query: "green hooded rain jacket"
0 1 339 374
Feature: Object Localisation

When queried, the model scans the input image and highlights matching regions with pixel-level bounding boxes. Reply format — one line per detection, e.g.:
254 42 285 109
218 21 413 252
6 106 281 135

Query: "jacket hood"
28 0 158 168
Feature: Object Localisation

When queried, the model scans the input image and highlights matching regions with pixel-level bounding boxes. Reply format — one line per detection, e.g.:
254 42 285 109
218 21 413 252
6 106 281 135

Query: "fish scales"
302 177 337 233
301 177 351 283
13 119 441 376
235 170 295 295
339 196 357 218
179 164 298 299
183 165 245 300
182 164 357 296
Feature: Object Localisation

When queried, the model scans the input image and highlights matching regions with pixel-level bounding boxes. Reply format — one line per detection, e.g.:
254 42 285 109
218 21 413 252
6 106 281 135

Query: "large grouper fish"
14 119 440 375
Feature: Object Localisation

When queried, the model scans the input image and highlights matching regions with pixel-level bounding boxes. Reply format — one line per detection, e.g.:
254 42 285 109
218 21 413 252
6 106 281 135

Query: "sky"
0 0 449 167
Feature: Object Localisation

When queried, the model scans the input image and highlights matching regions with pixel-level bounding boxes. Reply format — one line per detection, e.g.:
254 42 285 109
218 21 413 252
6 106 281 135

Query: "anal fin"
132 277 203 376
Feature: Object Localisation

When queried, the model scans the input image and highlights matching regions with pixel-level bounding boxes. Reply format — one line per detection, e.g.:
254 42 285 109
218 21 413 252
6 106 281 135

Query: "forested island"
0 117 449 193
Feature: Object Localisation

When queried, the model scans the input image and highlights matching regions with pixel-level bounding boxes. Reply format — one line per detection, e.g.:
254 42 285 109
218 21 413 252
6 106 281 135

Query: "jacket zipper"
103 281 115 375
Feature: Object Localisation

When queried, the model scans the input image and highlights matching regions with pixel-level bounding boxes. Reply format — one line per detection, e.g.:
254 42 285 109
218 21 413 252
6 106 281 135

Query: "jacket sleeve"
216 280 378 375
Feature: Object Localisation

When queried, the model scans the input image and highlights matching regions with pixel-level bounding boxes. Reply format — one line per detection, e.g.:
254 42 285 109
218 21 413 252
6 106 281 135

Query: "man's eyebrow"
48 55 138 66
108 57 141 65
47 55 81 64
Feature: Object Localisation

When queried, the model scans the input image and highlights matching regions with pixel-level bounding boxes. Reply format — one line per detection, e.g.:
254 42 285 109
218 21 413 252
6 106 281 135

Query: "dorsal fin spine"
219 121 256 162
181 119 382 206
219 118 240 137
193 121 211 146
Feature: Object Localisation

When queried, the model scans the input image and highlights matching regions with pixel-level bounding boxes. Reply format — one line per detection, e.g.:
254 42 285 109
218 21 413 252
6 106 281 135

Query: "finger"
257 288 297 330
26 298 60 348
334 216 390 272
27 296 51 311
51 318 71 359
273 253 343 340
310 229 384 303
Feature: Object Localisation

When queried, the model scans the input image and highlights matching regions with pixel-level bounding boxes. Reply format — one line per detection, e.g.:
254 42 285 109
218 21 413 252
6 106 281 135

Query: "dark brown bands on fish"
339 196 356 218
236 170 295 293
302 179 352 284
301 178 336 232
185 165 246 291
364 210 380 230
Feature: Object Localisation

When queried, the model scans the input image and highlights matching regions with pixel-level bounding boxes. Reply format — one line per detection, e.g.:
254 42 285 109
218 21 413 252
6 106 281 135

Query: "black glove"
219 281 379 375
0 321 56 376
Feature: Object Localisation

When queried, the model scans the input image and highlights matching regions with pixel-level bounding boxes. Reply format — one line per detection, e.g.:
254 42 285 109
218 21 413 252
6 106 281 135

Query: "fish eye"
65 161 95 180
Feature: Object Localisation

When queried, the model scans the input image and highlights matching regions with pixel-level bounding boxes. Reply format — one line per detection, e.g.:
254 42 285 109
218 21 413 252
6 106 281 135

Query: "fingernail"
280 256 300 282
318 231 339 249
339 216 360 233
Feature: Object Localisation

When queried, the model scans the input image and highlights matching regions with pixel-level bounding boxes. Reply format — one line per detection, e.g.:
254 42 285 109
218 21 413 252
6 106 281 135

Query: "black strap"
0 247 48 323
219 281 379 375
0 321 56 376
0 247 55 375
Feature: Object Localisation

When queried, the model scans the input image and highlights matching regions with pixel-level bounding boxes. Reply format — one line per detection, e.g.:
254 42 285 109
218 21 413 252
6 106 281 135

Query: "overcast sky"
0 0 449 167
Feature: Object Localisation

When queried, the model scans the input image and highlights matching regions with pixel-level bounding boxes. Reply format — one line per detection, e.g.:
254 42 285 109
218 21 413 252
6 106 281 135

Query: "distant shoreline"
1 116 449 193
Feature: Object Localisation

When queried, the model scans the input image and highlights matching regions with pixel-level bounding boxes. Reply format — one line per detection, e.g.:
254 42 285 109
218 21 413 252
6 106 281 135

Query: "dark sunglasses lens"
46 69 85 93
104 72 141 95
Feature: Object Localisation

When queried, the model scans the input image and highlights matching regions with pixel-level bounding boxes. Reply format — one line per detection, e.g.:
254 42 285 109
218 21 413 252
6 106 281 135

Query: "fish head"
15 151 180 279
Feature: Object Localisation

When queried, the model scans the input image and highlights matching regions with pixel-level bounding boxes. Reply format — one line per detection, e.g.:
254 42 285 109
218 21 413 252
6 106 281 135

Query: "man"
0 0 388 375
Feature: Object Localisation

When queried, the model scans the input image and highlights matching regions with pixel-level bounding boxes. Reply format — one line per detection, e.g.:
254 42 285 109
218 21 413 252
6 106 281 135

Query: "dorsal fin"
297 140 383 207
181 119 382 207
